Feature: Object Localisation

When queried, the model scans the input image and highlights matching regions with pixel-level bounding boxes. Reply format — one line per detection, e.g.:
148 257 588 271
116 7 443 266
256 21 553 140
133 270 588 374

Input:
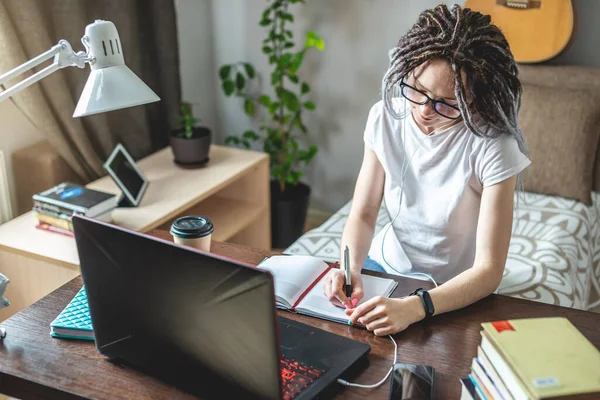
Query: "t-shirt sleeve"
479 135 531 187
363 101 384 150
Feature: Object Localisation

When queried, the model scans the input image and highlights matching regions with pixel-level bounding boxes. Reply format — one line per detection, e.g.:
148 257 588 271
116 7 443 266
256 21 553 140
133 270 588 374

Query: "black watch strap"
409 288 435 319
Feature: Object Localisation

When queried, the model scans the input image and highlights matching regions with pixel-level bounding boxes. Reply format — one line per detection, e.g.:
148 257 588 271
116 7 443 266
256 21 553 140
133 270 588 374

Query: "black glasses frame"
400 82 461 120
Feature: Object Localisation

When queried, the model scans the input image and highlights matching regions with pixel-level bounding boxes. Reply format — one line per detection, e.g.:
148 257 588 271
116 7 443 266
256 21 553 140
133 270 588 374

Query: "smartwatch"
409 288 435 319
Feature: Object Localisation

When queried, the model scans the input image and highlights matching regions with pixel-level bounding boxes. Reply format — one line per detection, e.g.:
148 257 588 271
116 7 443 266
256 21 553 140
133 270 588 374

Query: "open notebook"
258 255 398 324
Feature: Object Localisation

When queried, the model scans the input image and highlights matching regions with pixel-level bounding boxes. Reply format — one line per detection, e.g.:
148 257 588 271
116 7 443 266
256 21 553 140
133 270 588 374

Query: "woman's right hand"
322 269 364 309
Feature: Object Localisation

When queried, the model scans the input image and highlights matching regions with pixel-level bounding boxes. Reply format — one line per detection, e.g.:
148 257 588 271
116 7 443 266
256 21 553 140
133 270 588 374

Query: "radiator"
0 151 13 224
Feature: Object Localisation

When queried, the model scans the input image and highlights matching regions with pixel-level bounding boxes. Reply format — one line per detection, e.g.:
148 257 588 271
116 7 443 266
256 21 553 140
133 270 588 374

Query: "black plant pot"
170 127 211 166
271 180 311 249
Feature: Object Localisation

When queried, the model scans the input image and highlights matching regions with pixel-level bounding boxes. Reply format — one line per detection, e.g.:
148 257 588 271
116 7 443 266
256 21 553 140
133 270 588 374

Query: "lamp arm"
0 37 93 103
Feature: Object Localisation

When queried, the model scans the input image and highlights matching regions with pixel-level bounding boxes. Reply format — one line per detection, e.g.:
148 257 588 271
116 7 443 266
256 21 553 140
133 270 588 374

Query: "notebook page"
296 270 398 323
257 255 329 309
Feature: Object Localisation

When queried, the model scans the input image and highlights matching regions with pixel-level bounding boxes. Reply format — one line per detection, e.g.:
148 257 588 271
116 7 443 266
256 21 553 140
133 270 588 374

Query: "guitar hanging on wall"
463 0 574 63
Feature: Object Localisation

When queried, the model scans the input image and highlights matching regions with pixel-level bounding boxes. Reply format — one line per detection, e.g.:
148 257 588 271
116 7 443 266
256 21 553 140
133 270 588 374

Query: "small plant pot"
170 127 211 166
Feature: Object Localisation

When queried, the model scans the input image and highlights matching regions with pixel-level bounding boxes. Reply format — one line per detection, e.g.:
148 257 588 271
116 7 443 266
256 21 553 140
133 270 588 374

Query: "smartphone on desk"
389 363 435 400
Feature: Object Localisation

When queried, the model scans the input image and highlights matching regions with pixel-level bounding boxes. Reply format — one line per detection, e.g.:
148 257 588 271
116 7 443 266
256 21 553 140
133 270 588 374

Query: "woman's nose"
421 102 435 116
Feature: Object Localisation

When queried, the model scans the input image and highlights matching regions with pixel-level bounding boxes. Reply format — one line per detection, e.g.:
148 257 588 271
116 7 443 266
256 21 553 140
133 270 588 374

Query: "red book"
35 223 74 237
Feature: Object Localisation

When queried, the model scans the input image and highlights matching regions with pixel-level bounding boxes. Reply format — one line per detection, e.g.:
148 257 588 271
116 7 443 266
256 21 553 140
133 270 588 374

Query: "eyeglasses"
400 82 461 120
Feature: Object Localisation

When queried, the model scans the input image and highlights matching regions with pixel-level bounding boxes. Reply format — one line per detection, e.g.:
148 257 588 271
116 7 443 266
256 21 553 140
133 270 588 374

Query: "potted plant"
170 102 211 166
218 0 324 248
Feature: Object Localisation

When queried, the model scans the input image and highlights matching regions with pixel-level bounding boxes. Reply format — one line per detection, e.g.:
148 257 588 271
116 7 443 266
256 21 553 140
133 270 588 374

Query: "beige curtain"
0 0 181 182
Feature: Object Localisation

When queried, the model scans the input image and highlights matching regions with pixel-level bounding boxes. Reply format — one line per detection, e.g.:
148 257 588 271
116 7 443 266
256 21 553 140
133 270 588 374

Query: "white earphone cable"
379 98 439 288
337 334 397 388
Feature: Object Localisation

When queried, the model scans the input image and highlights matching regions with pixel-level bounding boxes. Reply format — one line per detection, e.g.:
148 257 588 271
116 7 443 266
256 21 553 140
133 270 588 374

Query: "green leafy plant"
218 0 325 193
177 102 199 139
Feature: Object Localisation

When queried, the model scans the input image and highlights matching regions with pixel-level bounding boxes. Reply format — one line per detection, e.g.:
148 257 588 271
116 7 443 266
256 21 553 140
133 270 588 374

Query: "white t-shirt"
364 99 531 283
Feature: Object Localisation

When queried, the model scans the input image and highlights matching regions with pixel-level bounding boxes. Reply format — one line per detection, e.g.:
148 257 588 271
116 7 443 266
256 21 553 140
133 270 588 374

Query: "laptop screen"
72 215 282 399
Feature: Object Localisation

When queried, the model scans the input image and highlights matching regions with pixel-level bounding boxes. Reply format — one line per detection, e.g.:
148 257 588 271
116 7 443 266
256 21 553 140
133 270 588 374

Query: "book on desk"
32 182 116 236
257 255 398 325
50 286 94 340
33 182 117 216
461 317 600 400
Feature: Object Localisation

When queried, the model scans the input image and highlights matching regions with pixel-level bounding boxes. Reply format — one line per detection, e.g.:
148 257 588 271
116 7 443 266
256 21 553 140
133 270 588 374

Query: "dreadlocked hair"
382 3 528 161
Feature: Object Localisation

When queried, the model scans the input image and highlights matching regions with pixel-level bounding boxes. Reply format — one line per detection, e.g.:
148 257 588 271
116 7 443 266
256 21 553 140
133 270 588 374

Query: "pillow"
518 83 600 205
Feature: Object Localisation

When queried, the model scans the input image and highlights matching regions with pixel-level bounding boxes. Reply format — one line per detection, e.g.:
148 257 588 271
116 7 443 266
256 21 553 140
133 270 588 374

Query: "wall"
0 100 43 216
175 0 220 137
550 0 600 67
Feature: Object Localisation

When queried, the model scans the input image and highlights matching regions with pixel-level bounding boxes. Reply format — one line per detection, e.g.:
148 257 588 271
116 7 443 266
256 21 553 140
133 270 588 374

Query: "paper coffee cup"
170 216 214 252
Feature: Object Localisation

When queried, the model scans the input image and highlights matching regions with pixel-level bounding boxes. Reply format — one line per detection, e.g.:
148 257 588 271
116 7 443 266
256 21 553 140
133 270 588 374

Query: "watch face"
423 291 434 315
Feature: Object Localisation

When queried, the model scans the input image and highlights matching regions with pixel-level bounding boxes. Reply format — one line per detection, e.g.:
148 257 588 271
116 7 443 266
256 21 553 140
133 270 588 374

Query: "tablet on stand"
103 144 149 208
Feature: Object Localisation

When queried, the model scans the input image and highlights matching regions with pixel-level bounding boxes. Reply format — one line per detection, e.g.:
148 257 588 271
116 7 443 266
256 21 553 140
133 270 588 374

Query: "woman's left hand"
344 296 425 336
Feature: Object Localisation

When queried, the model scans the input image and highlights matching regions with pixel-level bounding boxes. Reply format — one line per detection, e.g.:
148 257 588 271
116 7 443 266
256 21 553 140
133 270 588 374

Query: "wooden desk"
0 145 270 321
1 232 599 399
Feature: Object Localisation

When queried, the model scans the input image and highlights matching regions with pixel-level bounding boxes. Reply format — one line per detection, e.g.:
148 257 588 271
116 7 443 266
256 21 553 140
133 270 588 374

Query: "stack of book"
32 182 118 237
461 317 600 400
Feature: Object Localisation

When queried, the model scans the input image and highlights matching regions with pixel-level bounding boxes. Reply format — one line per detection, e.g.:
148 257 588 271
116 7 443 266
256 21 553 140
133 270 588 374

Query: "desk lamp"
0 19 160 116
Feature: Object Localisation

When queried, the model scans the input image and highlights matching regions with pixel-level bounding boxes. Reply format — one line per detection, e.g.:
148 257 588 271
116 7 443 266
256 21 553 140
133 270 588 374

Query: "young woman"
323 4 531 335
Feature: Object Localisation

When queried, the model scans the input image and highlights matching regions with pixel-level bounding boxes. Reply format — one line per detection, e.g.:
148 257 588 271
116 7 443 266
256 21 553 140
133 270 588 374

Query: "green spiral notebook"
50 286 94 340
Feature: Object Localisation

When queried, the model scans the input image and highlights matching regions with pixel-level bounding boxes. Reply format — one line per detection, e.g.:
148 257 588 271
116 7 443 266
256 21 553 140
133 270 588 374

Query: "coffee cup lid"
170 216 214 239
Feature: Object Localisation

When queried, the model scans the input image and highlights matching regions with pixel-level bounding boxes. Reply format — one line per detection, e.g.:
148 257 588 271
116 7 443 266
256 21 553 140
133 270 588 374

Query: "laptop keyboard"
280 357 327 399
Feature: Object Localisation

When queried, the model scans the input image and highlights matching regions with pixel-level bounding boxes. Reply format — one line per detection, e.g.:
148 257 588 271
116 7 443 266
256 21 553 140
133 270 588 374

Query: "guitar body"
463 0 574 63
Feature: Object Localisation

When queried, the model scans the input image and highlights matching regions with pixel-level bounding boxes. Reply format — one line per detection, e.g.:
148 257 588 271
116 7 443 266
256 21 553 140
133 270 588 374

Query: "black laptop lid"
72 215 281 400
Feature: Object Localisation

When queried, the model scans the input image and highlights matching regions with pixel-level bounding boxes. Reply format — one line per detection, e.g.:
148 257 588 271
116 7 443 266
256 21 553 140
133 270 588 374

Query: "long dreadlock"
382 4 528 161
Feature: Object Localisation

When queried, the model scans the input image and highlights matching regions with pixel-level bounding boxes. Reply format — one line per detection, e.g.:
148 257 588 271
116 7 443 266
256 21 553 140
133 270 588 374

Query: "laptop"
72 215 371 399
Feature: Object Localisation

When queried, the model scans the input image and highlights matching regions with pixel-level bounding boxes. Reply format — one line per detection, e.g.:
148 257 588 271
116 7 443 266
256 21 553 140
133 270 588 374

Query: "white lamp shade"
71 20 160 117
73 65 160 117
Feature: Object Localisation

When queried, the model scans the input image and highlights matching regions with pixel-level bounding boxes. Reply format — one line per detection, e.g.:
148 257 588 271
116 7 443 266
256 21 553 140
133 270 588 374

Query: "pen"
344 245 352 298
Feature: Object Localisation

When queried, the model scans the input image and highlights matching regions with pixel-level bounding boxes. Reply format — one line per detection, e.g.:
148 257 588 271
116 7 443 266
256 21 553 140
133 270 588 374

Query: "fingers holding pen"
323 269 351 308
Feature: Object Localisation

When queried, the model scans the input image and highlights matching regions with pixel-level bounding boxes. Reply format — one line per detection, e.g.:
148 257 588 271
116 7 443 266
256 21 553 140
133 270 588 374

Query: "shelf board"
86 145 268 233
180 196 268 243
0 195 267 266
0 212 79 266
